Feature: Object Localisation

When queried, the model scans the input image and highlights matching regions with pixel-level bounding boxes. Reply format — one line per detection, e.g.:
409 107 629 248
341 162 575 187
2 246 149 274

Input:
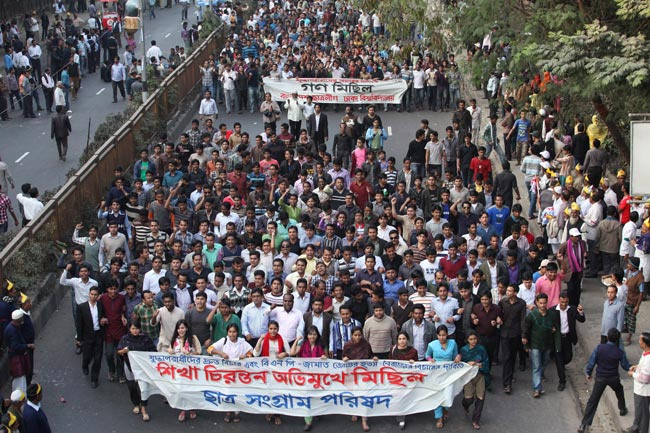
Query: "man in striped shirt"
329 305 361 359
409 279 436 320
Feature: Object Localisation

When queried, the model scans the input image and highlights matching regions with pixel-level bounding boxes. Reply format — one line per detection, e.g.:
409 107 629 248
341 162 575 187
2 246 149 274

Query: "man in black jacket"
51 106 72 161
555 291 586 391
76 286 106 388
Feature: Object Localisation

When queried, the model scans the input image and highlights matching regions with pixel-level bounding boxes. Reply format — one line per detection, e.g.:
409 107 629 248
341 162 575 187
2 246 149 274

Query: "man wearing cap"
623 257 644 346
558 228 587 307
612 169 627 202
7 390 24 430
3 310 33 392
23 383 51 433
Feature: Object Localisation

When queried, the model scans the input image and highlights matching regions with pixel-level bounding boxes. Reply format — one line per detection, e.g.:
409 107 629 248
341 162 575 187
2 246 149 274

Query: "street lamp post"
126 0 148 102
140 0 148 102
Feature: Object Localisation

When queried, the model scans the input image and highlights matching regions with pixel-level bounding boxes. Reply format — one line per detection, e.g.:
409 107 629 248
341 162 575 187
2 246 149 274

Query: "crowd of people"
0 0 204 121
0 0 649 432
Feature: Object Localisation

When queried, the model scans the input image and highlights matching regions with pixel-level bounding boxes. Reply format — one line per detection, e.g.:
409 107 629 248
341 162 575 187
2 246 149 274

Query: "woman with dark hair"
254 320 291 425
117 321 157 422
207 323 253 423
290 326 328 431
390 331 418 430
425 325 462 429
342 327 375 432
460 330 490 430
168 319 201 422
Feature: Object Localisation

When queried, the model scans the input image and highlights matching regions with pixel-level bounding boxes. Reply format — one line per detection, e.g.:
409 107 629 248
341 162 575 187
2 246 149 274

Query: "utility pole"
140 0 148 102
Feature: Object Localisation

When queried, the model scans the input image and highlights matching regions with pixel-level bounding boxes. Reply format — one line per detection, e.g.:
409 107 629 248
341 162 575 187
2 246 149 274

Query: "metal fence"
0 22 228 278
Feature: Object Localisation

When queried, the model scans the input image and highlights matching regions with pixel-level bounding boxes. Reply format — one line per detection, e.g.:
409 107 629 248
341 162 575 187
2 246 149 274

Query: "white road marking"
96 88 106 95
165 32 171 38
15 152 30 163
387 126 393 136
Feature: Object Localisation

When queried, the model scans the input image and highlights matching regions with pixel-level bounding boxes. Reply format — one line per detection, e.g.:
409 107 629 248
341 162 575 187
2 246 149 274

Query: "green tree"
454 0 650 163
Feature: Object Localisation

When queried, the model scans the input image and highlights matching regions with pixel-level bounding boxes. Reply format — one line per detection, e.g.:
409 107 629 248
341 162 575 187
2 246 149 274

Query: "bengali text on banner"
129 352 478 417
262 77 408 105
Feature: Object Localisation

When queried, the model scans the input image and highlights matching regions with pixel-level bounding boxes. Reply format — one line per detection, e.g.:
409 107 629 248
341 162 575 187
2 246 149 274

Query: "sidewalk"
467 86 632 433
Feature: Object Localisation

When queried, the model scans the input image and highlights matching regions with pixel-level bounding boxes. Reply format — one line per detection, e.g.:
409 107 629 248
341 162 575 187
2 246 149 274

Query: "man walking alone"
51 106 72 161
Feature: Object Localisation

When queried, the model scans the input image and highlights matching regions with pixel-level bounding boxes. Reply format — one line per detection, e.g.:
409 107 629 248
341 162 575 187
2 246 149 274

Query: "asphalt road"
0 5 190 226
22 289 582 433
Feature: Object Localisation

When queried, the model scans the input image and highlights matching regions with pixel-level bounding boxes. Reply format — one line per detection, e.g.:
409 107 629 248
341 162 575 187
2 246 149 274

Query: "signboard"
630 119 650 197
129 353 477 417
262 78 408 105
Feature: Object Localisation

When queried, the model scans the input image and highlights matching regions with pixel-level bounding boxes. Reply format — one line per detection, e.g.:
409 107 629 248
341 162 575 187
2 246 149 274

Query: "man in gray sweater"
363 303 397 358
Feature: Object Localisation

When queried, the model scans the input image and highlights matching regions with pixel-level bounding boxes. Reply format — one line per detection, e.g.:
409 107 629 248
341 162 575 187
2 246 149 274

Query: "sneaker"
503 386 511 394
399 422 405 430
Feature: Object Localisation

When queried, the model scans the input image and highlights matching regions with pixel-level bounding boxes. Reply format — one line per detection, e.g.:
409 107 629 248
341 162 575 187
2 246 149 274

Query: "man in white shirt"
145 40 163 64
27 40 42 79
221 63 237 114
284 91 304 138
292 278 312 314
620 212 638 263
110 57 126 102
269 294 305 344
412 63 427 110
142 257 167 295
16 186 43 225
198 90 218 125
469 99 482 140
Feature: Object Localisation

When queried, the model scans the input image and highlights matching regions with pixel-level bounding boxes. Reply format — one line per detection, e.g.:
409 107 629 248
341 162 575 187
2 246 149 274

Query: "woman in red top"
254 321 290 425
390 332 419 430
290 326 328 431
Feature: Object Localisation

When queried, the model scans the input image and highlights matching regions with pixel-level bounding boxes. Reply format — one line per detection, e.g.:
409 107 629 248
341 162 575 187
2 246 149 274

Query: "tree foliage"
354 0 650 163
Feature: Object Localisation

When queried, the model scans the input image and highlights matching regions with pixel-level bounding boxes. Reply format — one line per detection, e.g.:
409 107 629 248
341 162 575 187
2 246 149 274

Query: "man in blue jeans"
523 292 560 398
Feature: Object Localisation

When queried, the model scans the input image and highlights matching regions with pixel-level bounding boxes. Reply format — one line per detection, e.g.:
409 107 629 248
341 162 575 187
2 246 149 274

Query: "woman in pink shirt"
290 326 328 431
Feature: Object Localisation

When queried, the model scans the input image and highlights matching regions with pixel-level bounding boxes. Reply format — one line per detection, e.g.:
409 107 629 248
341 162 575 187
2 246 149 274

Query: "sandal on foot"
436 419 444 429
275 416 282 425
266 414 274 422
178 411 186 422
473 422 481 430
351 416 358 422
233 415 241 423
362 423 370 432
223 415 231 423
189 411 197 420
142 413 150 422
132 406 140 414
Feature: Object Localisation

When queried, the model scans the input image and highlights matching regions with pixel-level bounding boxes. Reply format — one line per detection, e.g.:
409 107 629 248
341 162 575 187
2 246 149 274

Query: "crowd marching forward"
0 1 649 433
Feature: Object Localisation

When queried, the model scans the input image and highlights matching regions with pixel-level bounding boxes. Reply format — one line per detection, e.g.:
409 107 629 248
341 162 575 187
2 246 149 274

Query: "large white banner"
262 77 408 105
129 352 477 416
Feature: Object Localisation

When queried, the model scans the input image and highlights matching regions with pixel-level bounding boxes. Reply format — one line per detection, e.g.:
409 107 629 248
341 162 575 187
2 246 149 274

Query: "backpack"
546 218 559 239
